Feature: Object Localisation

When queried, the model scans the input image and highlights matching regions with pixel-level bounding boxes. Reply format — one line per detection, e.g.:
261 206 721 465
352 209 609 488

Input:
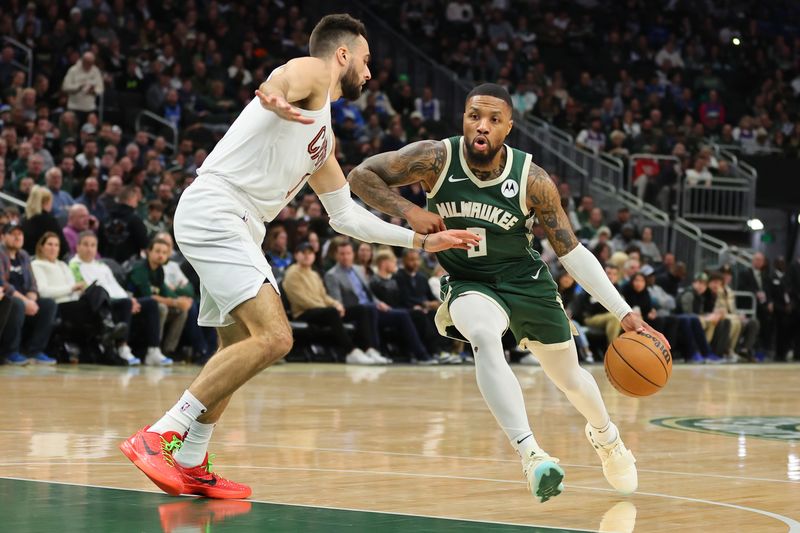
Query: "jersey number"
466 227 487 258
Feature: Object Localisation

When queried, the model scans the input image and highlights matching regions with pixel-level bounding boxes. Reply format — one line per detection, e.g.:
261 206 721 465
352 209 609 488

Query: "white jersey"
196 74 334 222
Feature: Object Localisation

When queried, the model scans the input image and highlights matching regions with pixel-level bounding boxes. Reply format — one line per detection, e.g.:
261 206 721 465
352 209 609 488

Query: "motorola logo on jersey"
501 179 519 198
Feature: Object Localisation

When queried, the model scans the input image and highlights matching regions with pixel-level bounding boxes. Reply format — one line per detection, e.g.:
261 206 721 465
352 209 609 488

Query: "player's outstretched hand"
620 312 671 350
424 229 481 252
254 90 314 125
406 205 446 234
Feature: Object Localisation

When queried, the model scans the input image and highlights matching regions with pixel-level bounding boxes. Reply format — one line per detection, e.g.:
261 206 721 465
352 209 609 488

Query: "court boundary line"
0 475 598 533
3 463 799 531
0 428 797 485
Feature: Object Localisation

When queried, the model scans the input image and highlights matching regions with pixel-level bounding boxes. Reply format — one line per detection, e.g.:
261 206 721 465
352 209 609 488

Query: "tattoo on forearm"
526 163 579 256
349 141 446 217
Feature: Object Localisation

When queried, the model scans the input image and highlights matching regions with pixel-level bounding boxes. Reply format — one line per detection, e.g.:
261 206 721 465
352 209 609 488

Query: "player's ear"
336 46 348 66
507 118 514 136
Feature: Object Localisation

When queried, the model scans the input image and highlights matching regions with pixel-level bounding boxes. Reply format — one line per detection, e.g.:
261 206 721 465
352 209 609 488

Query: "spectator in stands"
31 231 129 354
656 260 686 297
719 265 760 362
574 264 622 347
264 226 292 281
0 222 57 365
621 257 641 284
736 251 773 356
557 271 594 363
325 240 431 364
152 231 213 363
635 226 662 263
22 185 68 260
685 155 713 187
283 242 371 365
393 249 441 363
61 52 104 119
576 118 606 154
97 175 122 217
126 238 188 366
607 208 632 237
576 207 606 242
699 90 725 131
71 231 163 366
44 167 75 220
678 272 727 362
62 204 97 257
414 86 441 123
144 200 167 238
354 242 376 282
610 223 637 253
99 185 148 265
76 177 108 223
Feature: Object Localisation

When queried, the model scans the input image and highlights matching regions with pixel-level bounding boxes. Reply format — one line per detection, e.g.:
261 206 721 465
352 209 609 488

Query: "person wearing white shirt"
61 52 104 115
69 231 165 365
31 231 137 364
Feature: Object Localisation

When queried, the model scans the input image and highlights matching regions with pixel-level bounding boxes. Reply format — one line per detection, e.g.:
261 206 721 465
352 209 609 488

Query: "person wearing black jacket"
22 185 69 260
99 185 149 264
393 249 444 360
735 252 773 355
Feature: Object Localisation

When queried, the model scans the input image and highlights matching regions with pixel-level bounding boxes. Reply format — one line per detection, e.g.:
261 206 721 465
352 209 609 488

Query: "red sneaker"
176 453 252 499
119 426 185 496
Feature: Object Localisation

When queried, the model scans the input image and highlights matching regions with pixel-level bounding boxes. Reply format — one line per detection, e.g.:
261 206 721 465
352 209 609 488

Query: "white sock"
591 420 619 446
149 390 207 436
173 420 215 468
449 295 536 450
511 431 542 458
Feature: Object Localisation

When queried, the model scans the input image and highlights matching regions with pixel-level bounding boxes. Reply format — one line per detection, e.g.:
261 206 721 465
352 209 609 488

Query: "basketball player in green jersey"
349 83 670 503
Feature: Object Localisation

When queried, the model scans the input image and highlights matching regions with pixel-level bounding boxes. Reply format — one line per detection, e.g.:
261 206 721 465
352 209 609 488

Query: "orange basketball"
604 331 672 397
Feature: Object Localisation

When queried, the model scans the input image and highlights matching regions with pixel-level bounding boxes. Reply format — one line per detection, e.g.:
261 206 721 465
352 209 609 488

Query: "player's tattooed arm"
348 140 446 218
526 163 580 257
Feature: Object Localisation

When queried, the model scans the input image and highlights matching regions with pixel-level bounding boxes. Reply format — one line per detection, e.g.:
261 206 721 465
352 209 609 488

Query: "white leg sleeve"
534 340 610 429
449 294 532 440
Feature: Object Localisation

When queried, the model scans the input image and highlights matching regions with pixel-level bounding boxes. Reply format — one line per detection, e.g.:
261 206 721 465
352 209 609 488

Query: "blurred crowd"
0 0 796 367
369 0 800 211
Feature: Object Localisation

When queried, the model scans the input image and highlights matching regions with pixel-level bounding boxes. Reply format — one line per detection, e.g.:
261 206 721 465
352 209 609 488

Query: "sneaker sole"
119 440 184 496
532 461 565 503
183 484 252 499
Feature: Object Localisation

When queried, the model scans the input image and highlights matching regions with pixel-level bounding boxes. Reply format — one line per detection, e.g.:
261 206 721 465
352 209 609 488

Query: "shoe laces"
161 435 183 466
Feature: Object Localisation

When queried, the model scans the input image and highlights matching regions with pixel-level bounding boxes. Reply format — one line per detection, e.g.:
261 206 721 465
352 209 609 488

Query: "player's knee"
250 327 293 368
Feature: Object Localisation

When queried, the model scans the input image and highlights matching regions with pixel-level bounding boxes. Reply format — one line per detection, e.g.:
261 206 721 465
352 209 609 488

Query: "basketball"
605 331 672 397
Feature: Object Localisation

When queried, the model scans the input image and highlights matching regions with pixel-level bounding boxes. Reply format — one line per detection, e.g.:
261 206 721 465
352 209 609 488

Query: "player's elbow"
346 165 369 194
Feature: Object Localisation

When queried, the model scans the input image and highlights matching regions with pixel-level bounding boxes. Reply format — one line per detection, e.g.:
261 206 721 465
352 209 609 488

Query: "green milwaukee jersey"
427 136 541 282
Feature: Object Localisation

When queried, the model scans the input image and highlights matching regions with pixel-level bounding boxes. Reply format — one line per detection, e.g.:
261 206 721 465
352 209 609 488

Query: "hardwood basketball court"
1 363 798 532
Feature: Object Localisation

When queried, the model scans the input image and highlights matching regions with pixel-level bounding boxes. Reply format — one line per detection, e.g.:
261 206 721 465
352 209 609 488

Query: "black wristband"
421 234 430 251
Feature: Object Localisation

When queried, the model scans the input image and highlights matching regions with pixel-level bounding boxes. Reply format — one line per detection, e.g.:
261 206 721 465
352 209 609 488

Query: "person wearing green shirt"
127 238 192 365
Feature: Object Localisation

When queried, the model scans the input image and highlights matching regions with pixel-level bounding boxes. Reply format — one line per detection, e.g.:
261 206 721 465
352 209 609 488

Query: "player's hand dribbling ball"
604 331 672 397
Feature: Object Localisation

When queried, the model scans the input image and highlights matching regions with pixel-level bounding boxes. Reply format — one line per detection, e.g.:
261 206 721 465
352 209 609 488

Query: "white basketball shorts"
174 174 278 328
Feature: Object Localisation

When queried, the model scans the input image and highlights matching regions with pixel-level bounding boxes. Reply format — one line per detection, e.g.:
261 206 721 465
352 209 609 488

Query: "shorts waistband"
194 173 270 222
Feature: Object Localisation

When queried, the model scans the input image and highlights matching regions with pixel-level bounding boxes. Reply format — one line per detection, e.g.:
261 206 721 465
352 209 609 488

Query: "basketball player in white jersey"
119 14 479 499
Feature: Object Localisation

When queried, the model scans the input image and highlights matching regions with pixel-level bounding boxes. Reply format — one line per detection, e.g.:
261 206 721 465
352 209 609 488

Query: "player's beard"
340 63 363 101
465 135 502 165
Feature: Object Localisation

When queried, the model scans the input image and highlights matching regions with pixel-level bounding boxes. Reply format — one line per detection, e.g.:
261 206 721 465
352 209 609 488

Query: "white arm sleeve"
559 244 632 321
318 183 416 248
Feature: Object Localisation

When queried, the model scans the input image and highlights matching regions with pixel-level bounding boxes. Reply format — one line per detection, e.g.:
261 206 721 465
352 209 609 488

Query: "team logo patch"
501 179 519 198
651 416 800 442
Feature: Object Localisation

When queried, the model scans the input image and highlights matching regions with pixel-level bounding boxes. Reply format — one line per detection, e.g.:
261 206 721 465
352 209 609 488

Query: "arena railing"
679 175 753 227
0 191 26 209
2 36 33 87
587 180 670 254
670 217 730 276
134 110 178 154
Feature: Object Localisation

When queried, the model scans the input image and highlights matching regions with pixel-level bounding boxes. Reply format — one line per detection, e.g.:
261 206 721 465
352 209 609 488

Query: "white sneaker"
144 347 173 366
118 345 141 366
345 348 374 365
585 423 637 494
522 449 565 503
437 352 462 364
366 347 391 364
725 352 743 363
519 353 540 366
